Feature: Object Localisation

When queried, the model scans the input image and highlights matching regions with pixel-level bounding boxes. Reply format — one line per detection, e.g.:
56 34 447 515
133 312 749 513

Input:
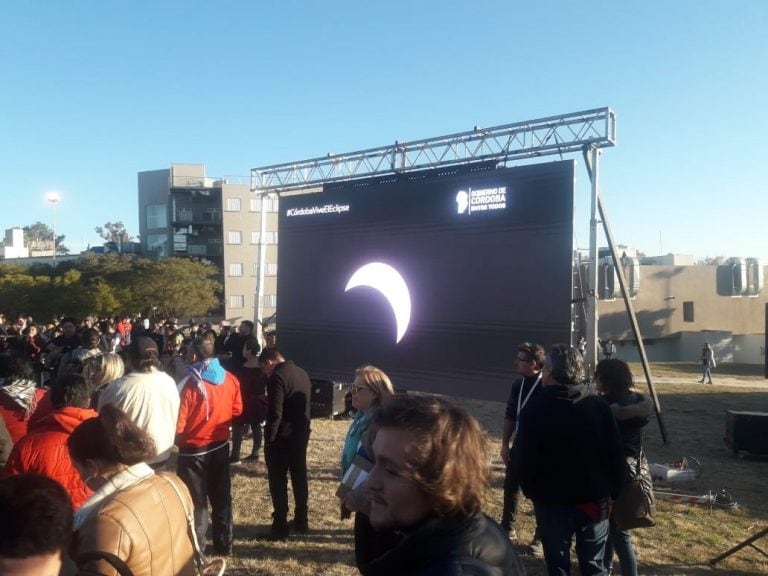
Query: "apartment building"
138 164 278 327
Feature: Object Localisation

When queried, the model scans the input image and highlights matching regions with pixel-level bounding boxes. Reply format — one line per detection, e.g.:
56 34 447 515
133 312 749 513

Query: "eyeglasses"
351 384 371 393
515 356 531 363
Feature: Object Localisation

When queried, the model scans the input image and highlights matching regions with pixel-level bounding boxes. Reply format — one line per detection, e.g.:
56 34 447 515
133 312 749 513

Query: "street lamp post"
46 192 60 265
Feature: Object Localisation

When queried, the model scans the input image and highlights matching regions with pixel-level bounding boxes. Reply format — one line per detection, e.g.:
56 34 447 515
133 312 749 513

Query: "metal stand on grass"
709 526 768 566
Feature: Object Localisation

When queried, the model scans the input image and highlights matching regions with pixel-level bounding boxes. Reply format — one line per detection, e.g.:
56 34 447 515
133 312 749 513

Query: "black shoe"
290 519 309 534
266 522 290 541
213 545 233 556
242 454 260 464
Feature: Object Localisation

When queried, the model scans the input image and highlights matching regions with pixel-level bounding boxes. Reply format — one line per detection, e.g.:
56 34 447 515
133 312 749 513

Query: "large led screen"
276 160 575 401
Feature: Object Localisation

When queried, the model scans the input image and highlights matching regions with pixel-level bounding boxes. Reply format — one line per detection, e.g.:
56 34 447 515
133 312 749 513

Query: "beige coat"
73 473 197 576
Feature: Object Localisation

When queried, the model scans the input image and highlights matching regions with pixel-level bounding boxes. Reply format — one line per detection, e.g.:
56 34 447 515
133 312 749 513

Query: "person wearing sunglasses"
338 365 398 570
500 342 546 553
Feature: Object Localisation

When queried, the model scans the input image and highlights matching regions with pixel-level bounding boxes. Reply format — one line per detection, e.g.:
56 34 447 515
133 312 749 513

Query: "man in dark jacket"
361 395 523 576
518 344 627 576
500 342 546 548
259 347 311 540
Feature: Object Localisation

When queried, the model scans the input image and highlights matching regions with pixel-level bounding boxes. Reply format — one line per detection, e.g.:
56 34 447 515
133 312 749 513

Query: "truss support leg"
582 145 668 445
709 526 768 566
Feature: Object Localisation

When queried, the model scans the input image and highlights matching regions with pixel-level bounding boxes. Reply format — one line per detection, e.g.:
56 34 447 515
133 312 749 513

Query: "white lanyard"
515 373 542 433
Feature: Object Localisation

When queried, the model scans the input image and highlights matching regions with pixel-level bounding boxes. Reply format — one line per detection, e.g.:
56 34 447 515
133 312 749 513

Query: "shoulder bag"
161 474 227 576
613 450 656 530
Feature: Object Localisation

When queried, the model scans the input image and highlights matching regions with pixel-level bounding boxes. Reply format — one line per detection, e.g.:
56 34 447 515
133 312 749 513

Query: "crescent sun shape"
345 262 412 343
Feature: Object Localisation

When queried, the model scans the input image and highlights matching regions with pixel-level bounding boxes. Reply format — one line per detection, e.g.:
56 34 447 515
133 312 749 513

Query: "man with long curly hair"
360 395 522 575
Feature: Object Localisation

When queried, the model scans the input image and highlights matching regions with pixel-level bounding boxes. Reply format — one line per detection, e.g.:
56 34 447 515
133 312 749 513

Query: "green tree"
0 266 53 321
129 258 221 319
94 221 137 252
0 255 222 322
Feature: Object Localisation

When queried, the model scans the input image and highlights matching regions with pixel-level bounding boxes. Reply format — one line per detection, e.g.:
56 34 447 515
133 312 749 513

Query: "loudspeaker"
310 379 352 419
725 410 768 455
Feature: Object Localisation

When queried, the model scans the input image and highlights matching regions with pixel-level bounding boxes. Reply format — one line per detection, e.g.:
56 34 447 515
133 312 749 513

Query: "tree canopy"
94 221 134 244
0 254 222 322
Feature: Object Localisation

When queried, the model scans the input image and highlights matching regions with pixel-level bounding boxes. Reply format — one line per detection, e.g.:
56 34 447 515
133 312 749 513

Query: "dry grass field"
220 363 768 575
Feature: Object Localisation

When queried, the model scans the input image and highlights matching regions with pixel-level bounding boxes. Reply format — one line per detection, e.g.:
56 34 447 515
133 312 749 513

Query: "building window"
226 198 241 212
249 196 279 212
229 295 245 309
262 294 277 308
227 231 242 244
253 262 278 276
147 233 167 257
250 231 278 244
683 301 694 322
229 263 243 277
146 204 167 229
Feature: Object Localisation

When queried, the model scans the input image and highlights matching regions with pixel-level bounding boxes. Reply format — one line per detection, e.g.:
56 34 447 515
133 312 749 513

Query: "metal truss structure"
248 107 675 437
250 107 616 193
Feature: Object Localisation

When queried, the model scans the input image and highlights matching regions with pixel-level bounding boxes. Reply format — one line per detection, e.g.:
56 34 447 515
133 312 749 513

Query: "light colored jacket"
74 472 197 576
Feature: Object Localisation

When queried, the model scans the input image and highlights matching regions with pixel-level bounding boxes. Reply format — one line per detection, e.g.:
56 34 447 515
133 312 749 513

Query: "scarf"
73 462 155 530
0 378 39 415
342 410 373 473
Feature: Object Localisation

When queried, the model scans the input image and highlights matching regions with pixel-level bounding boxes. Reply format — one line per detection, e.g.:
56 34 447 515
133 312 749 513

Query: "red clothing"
3 405 97 508
116 321 131 342
176 370 242 448
0 385 49 443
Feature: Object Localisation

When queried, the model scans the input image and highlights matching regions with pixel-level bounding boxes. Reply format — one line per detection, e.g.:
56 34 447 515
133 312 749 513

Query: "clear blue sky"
2 1 767 261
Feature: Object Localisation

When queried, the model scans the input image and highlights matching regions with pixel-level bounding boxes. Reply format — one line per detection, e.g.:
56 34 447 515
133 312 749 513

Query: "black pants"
502 444 522 529
231 419 264 461
264 431 310 528
176 441 233 553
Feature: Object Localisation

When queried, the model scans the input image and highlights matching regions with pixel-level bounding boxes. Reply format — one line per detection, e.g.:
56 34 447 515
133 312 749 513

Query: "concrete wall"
1 228 29 258
599 265 767 342
733 334 767 364
221 183 279 326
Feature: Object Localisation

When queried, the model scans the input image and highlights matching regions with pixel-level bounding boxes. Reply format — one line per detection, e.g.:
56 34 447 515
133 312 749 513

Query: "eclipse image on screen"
277 160 575 401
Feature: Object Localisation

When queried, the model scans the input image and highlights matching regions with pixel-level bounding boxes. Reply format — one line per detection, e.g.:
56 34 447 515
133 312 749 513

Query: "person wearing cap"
97 336 180 468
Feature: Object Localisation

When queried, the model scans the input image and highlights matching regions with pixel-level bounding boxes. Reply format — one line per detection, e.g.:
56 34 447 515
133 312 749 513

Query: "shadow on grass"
641 388 768 516
641 562 767 575
232 523 356 568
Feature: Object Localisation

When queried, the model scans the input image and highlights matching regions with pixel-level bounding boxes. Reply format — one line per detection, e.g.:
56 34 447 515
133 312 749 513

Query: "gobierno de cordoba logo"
455 186 507 215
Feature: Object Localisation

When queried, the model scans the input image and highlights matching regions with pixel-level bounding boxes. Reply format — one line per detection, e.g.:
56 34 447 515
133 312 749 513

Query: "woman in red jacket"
3 373 96 508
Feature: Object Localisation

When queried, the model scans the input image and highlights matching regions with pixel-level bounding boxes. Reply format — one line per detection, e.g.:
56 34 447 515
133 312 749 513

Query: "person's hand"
500 444 509 467
342 493 358 513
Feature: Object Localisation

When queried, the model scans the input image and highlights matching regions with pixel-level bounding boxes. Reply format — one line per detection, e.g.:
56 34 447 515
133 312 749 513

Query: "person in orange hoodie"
3 373 96 508
176 336 242 556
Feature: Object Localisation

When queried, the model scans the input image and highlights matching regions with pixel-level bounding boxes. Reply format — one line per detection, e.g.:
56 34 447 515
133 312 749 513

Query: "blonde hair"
354 365 395 407
86 353 125 388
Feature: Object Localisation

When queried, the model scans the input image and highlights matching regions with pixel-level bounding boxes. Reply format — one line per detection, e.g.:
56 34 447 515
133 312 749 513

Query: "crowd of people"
0 312 654 575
